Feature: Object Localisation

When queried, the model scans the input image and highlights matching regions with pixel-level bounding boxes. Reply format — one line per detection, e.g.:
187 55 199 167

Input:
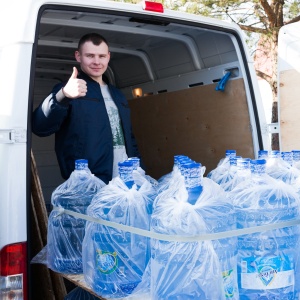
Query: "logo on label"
257 265 277 286
96 249 118 274
222 269 236 298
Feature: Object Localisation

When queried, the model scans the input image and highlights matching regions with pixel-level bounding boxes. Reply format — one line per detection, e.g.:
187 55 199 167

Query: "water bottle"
83 160 151 298
181 162 203 205
222 157 251 192
157 155 187 193
207 149 236 181
292 150 300 170
281 151 293 166
233 159 300 299
47 159 104 273
151 160 238 299
128 156 158 188
267 151 300 185
214 155 242 189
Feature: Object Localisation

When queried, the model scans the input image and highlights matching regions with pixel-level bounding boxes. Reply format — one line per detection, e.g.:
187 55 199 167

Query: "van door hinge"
0 128 27 143
267 123 279 134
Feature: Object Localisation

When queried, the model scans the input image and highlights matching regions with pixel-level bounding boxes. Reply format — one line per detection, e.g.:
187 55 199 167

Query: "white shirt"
101 85 128 178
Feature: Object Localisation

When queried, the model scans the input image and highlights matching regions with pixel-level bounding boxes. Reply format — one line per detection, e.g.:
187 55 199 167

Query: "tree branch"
255 69 271 81
285 15 300 25
274 0 284 26
259 0 276 22
238 24 268 34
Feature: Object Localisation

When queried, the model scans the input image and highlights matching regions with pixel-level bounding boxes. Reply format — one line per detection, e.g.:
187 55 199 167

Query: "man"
32 33 141 184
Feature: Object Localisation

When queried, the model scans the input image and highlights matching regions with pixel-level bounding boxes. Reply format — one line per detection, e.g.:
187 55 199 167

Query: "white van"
0 0 277 298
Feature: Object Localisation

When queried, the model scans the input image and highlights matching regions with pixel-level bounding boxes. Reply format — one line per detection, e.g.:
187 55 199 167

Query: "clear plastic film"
266 152 300 185
207 149 236 180
83 176 154 299
64 287 100 300
151 175 238 300
157 163 182 194
47 166 105 274
221 158 251 192
229 160 300 299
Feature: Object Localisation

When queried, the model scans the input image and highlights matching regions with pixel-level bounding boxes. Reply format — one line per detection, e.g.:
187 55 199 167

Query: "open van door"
278 21 300 151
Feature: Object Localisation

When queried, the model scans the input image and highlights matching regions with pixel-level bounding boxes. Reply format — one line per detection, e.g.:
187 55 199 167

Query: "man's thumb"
71 67 78 79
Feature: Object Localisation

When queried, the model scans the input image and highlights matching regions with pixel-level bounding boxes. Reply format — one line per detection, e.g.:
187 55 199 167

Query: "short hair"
77 33 109 51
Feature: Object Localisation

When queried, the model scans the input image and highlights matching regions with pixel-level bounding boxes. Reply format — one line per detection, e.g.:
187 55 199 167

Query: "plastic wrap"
221 158 251 192
266 151 300 185
207 149 236 182
157 155 188 193
47 163 105 274
127 157 158 188
83 176 154 299
292 150 300 170
230 159 300 299
64 287 99 300
151 175 238 300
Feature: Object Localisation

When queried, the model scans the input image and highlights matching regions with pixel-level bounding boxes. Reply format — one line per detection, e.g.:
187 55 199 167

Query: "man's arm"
32 67 87 137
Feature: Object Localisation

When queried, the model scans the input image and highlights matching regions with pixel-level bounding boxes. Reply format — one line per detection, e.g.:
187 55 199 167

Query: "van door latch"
0 128 27 143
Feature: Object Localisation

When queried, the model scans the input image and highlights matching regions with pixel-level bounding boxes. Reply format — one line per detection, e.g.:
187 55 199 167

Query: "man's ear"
75 50 81 63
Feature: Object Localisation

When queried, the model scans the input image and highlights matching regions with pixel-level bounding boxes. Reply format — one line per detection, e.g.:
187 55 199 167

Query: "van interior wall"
129 78 255 179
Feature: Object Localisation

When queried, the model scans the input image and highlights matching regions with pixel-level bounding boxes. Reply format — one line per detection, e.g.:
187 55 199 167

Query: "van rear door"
278 21 300 151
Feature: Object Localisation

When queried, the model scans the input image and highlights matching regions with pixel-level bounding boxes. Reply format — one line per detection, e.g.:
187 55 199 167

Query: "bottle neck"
118 161 134 188
182 162 203 205
281 151 293 166
292 150 300 163
250 159 266 176
127 157 140 170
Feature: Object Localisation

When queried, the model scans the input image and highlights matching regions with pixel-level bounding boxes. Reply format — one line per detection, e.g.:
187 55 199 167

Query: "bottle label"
240 256 294 289
96 249 118 274
222 269 237 298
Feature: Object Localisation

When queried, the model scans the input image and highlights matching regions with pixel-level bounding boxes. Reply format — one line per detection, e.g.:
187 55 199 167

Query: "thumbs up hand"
62 67 87 99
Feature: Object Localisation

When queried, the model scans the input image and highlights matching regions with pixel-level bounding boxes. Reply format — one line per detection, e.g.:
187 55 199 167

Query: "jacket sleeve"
32 83 70 137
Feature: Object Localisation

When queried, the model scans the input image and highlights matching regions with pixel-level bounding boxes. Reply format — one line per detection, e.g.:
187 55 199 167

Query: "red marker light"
142 1 164 13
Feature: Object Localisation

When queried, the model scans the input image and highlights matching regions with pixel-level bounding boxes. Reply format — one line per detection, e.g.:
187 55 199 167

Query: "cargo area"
31 4 264 211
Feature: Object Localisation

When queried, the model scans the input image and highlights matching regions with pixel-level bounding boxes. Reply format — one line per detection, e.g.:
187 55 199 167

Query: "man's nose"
93 56 100 64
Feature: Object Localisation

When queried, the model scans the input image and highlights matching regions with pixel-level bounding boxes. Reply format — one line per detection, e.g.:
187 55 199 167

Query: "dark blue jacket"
32 72 140 184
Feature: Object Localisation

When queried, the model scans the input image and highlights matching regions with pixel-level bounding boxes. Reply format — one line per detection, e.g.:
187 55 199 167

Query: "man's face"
75 41 110 83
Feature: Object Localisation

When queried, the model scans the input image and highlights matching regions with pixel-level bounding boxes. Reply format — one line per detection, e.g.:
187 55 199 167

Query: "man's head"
77 33 109 52
75 33 110 84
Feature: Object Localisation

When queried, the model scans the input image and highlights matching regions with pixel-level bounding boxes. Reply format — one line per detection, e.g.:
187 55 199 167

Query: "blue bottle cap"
225 150 236 157
75 159 88 170
250 159 266 175
258 150 269 158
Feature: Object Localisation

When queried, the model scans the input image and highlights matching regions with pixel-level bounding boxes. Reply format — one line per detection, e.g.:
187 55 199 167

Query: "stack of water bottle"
47 159 105 274
46 149 300 300
209 149 300 299
151 156 238 299
82 158 156 298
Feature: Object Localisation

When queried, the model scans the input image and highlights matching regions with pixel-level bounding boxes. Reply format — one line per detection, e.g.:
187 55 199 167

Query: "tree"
163 0 300 149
